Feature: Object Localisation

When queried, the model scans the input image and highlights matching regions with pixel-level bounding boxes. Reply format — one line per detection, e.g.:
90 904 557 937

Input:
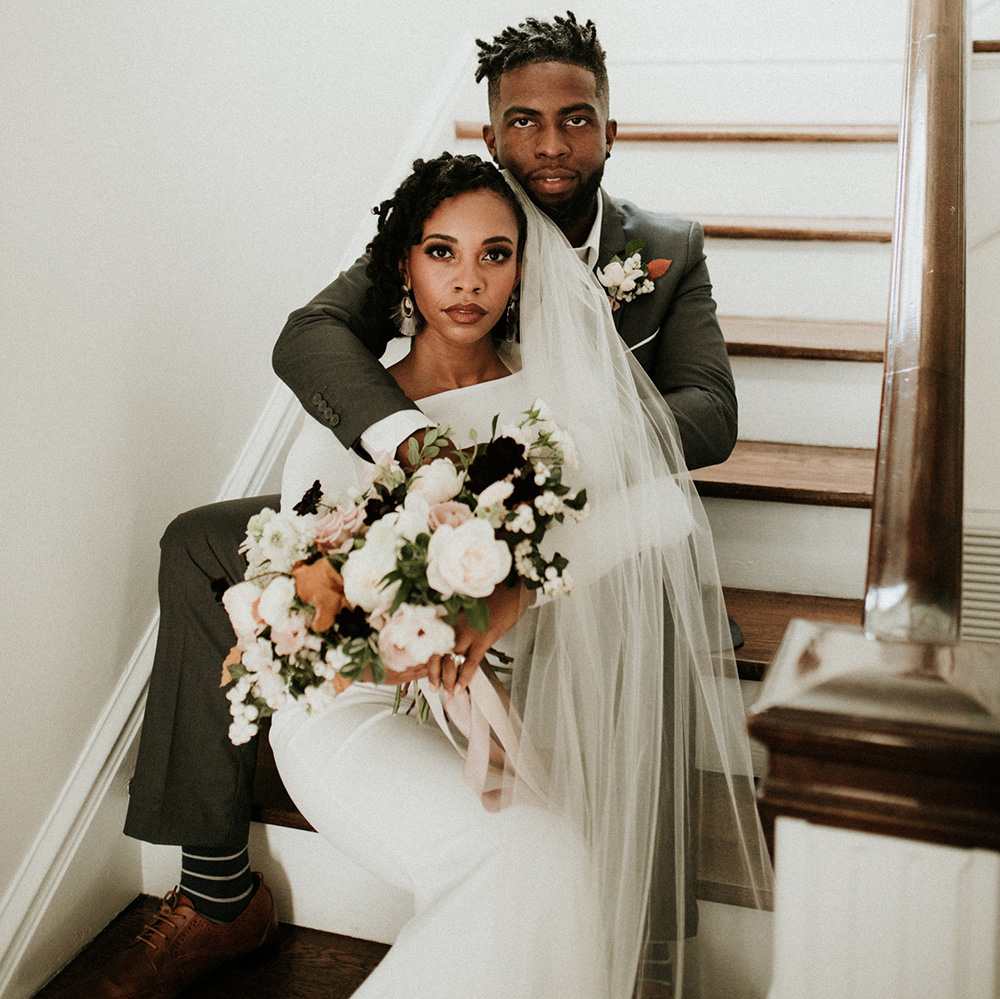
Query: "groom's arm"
648 221 737 470
273 254 425 453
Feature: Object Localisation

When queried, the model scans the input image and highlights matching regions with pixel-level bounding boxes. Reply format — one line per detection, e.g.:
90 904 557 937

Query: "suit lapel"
597 190 626 331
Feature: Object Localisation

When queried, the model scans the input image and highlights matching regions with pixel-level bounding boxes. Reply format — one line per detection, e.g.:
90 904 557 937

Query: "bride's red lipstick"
444 303 487 324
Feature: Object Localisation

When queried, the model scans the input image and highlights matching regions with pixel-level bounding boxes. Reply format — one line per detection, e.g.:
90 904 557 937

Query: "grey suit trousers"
123 494 280 848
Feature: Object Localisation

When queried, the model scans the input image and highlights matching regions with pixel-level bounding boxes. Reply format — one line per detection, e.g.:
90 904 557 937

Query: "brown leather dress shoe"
86 873 278 998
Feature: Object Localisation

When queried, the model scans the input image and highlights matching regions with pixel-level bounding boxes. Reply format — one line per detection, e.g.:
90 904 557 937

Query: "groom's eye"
565 116 590 127
510 117 534 128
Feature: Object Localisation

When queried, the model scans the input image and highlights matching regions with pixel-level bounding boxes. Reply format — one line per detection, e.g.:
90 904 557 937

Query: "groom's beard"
534 164 605 234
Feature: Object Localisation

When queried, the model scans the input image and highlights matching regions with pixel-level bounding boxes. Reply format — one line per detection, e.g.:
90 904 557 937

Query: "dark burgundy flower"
467 436 526 494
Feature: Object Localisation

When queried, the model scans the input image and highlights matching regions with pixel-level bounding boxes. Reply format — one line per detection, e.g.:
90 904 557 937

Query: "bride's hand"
430 583 532 695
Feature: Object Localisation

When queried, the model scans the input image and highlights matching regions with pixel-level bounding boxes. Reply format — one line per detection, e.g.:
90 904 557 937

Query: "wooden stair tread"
725 586 864 681
722 316 885 362
973 40 1000 52
698 214 892 242
691 440 876 507
32 895 388 998
454 121 899 142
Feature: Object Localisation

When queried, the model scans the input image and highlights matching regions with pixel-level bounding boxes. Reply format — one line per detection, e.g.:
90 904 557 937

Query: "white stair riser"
707 240 891 322
703 497 870 598
450 136 898 221
731 357 883 448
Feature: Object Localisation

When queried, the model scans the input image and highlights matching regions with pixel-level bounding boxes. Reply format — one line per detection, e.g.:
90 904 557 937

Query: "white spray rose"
222 580 262 647
409 458 463 506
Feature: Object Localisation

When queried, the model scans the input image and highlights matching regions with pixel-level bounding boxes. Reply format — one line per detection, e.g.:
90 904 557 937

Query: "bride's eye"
483 248 513 263
424 243 454 260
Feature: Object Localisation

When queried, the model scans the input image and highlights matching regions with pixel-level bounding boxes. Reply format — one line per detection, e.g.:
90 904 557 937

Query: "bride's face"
402 188 520 346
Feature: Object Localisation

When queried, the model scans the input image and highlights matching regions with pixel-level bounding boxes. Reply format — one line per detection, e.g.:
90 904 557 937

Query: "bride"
271 152 771 998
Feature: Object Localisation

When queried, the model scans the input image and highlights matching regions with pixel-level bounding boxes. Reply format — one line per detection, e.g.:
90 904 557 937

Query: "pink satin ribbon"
417 667 546 809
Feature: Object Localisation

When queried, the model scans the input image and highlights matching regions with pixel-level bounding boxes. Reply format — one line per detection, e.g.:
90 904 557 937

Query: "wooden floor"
33 895 388 999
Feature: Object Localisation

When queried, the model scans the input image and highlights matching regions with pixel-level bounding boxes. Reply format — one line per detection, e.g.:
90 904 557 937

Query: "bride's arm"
273 254 424 453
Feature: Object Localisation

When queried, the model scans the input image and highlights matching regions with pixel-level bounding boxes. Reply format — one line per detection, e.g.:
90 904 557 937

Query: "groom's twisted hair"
475 12 608 111
365 152 527 331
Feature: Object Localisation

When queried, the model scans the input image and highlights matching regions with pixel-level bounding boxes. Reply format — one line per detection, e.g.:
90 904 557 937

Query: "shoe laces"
136 889 184 950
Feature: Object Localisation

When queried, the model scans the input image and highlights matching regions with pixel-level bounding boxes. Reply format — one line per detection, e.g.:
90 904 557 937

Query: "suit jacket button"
311 392 323 405
329 413 341 426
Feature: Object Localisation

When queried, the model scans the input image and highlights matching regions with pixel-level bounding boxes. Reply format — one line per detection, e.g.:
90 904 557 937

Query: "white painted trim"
0 41 477 998
0 622 154 996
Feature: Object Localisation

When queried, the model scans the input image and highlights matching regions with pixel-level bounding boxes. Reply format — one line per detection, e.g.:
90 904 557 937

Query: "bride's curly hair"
365 153 527 333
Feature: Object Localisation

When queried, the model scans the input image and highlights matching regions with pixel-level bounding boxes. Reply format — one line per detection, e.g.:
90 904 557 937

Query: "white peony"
425 517 512 599
378 604 455 671
341 518 401 613
257 575 298 628
409 458 463 506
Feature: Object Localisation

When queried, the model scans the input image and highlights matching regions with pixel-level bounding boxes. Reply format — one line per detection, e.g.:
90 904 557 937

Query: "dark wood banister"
864 0 966 643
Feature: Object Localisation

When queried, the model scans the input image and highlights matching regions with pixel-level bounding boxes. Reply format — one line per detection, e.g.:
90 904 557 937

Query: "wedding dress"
270 177 773 998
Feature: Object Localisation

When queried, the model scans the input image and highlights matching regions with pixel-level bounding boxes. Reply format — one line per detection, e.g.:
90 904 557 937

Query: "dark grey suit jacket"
273 191 737 471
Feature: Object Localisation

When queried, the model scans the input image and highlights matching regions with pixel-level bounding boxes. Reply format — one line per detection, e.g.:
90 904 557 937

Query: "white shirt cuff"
360 410 430 460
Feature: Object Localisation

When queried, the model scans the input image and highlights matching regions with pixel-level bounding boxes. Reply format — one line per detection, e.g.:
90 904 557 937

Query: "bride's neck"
390 332 510 400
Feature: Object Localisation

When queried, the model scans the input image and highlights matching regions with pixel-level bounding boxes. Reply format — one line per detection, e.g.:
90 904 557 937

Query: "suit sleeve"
650 222 737 470
272 254 420 450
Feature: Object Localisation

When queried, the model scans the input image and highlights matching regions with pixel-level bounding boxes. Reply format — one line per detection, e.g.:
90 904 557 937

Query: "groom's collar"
571 193 604 271
596 189 626 271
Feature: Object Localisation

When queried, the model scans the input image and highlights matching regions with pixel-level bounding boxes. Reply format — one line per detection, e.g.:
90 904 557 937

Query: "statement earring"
397 285 419 337
504 292 520 343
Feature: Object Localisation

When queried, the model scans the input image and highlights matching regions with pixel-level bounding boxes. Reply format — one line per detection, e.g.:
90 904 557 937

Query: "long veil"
499 175 773 997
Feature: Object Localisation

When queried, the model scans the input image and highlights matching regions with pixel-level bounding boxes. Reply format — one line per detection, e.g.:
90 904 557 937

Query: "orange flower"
646 258 672 280
292 559 347 633
220 644 242 687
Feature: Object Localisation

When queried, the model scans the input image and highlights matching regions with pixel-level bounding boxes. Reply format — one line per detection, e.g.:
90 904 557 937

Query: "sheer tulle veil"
497 174 773 997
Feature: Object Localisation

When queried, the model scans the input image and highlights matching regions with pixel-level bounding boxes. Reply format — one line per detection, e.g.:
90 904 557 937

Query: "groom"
100 12 736 999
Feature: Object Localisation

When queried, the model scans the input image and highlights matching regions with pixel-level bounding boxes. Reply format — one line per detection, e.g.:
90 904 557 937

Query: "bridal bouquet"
221 401 588 745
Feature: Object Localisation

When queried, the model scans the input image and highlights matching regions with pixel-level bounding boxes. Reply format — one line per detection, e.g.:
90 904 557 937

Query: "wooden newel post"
865 0 966 643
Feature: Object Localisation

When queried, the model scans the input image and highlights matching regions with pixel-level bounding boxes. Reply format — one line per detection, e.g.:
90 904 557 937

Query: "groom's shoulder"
606 194 701 243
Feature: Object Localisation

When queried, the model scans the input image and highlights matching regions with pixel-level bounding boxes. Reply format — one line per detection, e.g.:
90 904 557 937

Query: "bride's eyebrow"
482 236 514 246
421 233 456 243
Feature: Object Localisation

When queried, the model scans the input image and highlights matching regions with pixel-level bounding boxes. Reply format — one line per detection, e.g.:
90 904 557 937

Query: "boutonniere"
596 240 671 312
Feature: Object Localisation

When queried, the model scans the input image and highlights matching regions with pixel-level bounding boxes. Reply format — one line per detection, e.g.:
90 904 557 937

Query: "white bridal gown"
270 366 610 999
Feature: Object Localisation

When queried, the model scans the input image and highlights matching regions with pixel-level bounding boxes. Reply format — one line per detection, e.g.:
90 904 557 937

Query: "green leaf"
464 597 490 633
407 437 420 467
623 238 644 257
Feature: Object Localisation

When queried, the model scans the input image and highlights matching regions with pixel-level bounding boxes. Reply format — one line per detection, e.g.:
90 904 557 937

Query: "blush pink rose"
314 504 367 555
378 604 455 671
428 501 473 531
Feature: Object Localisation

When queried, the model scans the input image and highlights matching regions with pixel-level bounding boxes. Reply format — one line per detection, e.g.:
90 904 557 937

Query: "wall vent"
962 524 1000 643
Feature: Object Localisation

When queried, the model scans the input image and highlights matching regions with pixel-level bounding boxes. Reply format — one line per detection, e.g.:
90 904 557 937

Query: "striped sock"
180 845 256 924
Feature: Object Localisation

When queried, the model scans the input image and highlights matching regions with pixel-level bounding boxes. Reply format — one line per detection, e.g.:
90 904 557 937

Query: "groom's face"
483 61 617 236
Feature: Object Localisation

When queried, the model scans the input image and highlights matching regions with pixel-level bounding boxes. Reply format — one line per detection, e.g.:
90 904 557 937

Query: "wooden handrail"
864 0 966 643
